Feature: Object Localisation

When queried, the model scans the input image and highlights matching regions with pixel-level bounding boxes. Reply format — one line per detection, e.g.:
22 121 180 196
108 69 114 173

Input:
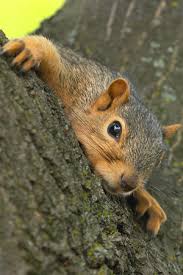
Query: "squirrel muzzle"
93 159 141 196
120 174 138 192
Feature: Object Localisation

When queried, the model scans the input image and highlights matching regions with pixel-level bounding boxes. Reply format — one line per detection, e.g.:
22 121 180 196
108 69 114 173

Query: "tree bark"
0 0 183 274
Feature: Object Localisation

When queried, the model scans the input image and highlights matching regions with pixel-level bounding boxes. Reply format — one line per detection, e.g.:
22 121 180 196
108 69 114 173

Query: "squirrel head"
74 78 181 196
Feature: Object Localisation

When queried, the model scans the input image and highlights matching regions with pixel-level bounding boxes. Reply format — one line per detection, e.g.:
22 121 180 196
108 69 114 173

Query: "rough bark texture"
0 0 183 274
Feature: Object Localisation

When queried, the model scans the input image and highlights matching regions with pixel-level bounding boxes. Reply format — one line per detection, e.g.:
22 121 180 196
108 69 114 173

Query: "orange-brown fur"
1 36 181 235
134 189 167 235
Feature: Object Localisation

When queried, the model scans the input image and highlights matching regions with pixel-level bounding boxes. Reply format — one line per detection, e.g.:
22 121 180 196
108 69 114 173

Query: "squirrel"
1 36 181 235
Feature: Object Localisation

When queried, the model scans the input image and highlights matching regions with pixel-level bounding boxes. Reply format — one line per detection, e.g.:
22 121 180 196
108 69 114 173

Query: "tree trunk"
0 0 182 274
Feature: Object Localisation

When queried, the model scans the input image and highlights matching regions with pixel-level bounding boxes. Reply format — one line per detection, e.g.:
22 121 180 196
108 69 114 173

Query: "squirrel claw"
146 206 167 235
11 48 32 67
146 216 161 236
2 38 40 73
2 39 25 56
133 188 167 235
22 59 36 72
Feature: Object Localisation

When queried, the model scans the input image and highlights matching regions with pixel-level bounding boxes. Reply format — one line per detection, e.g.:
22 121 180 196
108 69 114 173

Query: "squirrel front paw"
134 188 167 235
1 37 42 72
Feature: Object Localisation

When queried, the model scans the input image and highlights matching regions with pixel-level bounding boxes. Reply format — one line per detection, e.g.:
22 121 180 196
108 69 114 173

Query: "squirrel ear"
91 78 130 112
108 78 130 104
162 124 182 139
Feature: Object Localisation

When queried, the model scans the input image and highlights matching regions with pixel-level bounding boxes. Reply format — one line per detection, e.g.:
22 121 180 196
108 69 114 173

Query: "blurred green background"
0 0 65 38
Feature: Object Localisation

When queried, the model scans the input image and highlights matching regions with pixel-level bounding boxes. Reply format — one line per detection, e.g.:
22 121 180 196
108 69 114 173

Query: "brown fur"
163 124 182 139
134 188 167 235
2 35 181 235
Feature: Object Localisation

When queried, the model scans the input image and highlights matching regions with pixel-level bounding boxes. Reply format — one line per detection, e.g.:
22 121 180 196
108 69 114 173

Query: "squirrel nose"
120 174 137 192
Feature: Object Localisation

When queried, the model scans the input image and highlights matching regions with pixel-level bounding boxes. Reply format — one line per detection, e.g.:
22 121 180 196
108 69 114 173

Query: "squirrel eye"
107 121 122 140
